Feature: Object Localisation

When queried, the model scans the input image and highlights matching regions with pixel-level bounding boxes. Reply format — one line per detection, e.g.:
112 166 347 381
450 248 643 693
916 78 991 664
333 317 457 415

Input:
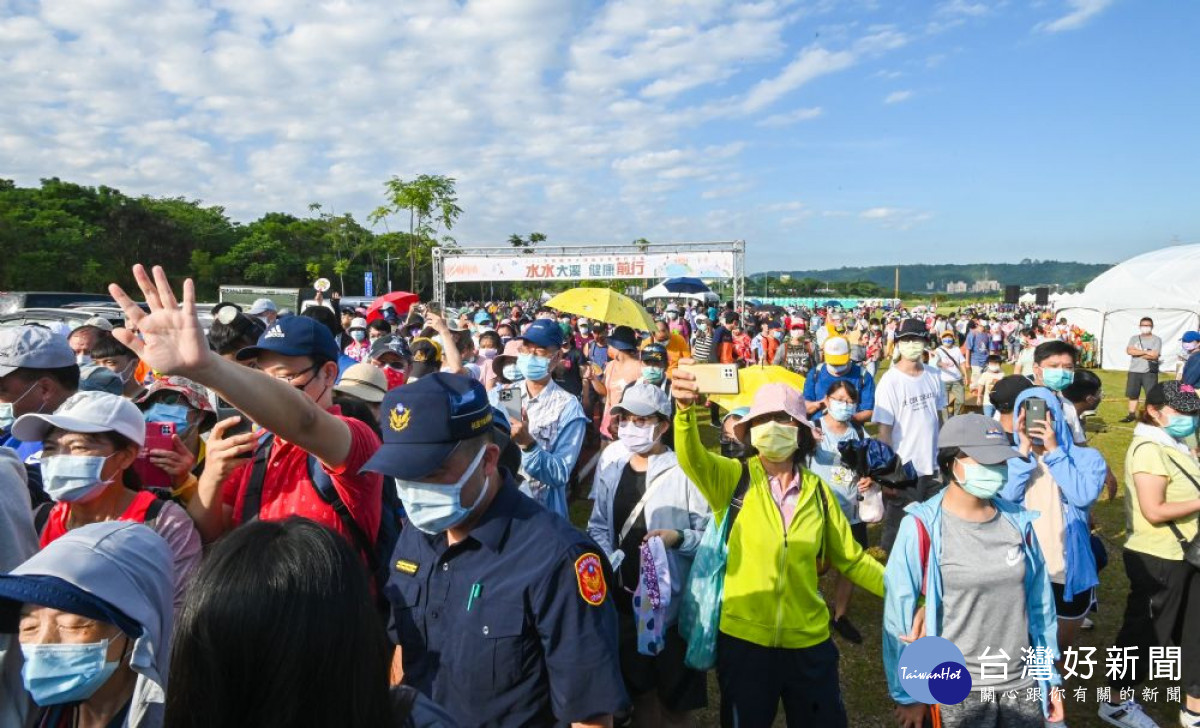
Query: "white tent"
642 283 718 304
1056 244 1200 370
1018 292 1036 304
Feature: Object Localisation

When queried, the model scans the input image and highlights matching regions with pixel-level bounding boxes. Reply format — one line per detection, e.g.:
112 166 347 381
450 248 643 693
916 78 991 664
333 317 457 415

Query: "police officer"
364 372 628 727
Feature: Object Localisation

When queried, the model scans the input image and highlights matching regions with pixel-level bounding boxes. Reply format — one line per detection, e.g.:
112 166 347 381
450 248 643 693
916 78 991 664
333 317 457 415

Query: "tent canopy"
1056 244 1200 370
642 282 718 304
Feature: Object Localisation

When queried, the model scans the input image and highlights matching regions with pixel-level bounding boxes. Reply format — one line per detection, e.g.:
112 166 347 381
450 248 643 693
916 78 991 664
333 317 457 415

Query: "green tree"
371 174 462 296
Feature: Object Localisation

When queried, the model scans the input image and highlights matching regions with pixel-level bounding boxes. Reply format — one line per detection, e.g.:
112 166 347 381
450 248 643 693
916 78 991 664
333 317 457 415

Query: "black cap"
989 375 1035 414
361 372 494 480
895 318 929 340
609 326 639 352
640 343 667 365
1147 381 1200 414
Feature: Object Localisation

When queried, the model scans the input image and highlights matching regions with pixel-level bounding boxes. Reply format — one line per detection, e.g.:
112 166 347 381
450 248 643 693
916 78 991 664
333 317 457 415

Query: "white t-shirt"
931 345 965 383
872 364 947 476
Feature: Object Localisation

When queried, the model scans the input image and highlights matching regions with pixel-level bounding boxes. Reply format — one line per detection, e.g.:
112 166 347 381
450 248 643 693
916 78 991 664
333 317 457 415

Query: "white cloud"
757 107 824 127
936 0 990 18
859 207 933 230
1035 0 1115 33
884 90 914 104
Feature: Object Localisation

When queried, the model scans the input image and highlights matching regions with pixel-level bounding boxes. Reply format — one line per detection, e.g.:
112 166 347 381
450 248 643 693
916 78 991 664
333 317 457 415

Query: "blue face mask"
42 455 113 503
641 366 665 385
1164 414 1198 440
351 330 367 342
143 403 190 429
395 446 488 534
1041 367 1074 391
828 362 850 376
501 363 524 382
0 381 41 432
517 353 551 381
957 461 1008 499
21 638 121 706
828 400 856 422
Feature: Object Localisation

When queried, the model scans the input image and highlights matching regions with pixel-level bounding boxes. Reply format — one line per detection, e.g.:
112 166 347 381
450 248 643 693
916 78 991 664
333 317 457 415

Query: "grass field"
572 364 1188 728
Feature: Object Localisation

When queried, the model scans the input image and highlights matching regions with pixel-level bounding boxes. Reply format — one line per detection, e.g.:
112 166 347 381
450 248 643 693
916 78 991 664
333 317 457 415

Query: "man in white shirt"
931 332 968 415
873 318 947 553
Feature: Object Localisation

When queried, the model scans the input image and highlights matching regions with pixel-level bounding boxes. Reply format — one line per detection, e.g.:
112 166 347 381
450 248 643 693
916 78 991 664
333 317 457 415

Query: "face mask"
641 366 665 385
42 455 114 503
143 403 190 429
750 421 799 462
351 330 366 342
116 360 137 384
987 364 1001 373
1164 414 1198 440
501 363 523 382
76 353 93 366
789 330 802 340
898 341 925 361
580 327 591 335
395 446 488 534
828 400 856 422
1185 342 1199 353
667 312 678 320
697 322 708 331
618 421 659 455
21 638 121 706
0 381 40 432
500 336 512 346
956 461 1008 500
1141 326 1153 335
478 348 498 359
517 353 551 381
827 362 850 375
1041 367 1074 391
941 339 955 347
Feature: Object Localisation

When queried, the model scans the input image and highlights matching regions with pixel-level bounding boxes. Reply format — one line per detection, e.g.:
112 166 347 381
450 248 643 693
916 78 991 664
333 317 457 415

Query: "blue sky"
1 0 1196 273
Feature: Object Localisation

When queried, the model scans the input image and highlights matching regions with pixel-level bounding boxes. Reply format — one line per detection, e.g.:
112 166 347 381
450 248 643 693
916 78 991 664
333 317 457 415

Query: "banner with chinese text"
444 251 736 283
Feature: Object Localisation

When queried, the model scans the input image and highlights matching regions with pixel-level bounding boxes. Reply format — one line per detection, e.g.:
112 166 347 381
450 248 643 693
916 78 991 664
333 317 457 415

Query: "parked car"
0 292 117 315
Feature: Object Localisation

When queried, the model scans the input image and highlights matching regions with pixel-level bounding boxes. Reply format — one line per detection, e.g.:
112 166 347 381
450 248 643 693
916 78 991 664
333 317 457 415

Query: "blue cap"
235 316 340 363
361 372 494 480
1183 331 1200 344
0 574 142 637
474 310 492 325
520 319 564 349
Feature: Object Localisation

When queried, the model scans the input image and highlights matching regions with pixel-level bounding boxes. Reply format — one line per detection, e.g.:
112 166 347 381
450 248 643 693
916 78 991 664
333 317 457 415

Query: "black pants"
716 634 847 728
1111 548 1200 698
881 476 942 553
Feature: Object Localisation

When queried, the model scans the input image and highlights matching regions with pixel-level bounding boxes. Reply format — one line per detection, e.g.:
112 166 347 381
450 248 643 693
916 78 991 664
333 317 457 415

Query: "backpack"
243 432 404 599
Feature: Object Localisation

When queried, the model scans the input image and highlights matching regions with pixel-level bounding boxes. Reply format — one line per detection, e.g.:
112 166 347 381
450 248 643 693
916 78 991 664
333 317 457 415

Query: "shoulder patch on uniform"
574 553 607 607
394 559 419 576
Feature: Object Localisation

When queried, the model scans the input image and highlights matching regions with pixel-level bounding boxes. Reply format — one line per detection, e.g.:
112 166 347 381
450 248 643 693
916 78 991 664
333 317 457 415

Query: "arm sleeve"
1042 445 1108 509
0 448 36 571
1001 455 1037 504
678 475 712 556
585 482 618 564
533 545 629 722
802 370 817 401
672 404 742 513
882 515 924 705
521 416 587 493
820 480 885 596
154 502 205 614
858 369 876 411
871 376 896 426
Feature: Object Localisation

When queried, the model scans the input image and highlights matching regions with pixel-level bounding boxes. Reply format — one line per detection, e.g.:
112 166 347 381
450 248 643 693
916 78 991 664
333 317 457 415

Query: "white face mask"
1141 326 1153 335
617 421 659 455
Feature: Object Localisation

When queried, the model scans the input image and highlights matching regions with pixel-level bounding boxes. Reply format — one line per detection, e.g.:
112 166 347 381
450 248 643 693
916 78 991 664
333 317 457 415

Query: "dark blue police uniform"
387 474 627 727
364 372 628 728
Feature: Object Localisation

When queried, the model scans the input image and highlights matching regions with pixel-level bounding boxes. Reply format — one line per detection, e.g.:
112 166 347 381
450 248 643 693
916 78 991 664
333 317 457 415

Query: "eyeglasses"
269 364 319 386
618 414 661 428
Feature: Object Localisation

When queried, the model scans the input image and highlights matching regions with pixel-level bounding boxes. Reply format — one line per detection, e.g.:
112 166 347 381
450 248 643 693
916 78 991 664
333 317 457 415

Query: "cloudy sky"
2 0 1196 271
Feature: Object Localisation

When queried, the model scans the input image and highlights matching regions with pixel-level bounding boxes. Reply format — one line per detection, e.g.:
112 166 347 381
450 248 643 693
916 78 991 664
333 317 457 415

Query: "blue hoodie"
1002 387 1106 601
882 491 1061 714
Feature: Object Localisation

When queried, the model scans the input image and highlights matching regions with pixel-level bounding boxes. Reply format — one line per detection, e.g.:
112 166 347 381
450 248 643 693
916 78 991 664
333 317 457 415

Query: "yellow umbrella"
709 364 807 411
545 287 655 331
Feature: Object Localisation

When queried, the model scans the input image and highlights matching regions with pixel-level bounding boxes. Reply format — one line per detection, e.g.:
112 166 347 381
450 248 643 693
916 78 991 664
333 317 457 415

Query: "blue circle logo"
897 636 972 705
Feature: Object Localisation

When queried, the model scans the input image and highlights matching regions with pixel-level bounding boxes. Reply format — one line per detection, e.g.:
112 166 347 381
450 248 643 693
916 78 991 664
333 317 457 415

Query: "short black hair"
1033 339 1077 365
937 446 964 484
367 319 391 335
302 306 343 339
1140 317 1154 326
1062 368 1102 405
164 519 394 728
9 365 80 392
826 379 859 402
89 332 137 362
986 354 1002 364
207 315 265 356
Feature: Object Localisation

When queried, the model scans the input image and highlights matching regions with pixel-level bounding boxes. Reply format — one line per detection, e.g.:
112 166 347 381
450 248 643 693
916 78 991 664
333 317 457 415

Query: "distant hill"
754 260 1112 294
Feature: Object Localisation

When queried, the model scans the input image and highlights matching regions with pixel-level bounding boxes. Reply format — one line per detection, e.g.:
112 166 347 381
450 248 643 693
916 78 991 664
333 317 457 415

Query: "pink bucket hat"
733 382 812 443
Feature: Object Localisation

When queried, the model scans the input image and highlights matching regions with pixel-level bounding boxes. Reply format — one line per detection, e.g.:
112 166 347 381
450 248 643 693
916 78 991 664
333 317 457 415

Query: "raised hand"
109 265 215 379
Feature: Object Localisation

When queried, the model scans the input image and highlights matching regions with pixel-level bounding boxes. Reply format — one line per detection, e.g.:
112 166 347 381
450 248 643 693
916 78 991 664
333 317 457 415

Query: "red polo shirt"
222 409 383 548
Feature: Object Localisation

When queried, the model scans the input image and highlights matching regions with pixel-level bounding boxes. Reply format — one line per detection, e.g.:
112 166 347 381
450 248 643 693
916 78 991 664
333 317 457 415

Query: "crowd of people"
0 264 1196 728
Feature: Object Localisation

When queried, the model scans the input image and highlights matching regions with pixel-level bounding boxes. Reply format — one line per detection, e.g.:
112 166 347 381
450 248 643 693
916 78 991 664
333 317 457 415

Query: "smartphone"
217 407 254 437
1023 397 1047 435
133 422 176 488
497 387 524 422
678 363 740 395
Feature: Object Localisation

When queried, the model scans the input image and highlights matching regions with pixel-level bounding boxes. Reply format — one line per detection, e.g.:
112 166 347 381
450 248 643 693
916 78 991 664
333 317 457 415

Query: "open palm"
109 265 214 377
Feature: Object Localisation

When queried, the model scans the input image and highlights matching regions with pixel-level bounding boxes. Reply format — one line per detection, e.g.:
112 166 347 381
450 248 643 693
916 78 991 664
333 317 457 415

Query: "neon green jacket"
674 405 885 649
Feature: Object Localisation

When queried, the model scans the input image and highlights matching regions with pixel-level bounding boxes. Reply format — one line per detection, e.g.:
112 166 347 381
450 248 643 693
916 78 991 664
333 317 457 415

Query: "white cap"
81 317 114 332
349 317 368 331
610 382 671 418
0 326 77 378
13 391 147 447
247 298 278 315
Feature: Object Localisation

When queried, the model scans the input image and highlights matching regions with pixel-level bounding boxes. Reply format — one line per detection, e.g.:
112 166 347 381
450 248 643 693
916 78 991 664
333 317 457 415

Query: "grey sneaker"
1098 700 1160 728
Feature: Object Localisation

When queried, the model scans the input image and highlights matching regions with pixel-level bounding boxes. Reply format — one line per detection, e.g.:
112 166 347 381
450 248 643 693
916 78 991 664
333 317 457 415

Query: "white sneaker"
1098 700 1160 728
1181 709 1200 728
1081 616 1095 630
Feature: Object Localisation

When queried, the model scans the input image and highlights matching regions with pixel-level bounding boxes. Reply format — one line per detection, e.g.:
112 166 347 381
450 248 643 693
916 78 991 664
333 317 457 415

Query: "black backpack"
242 432 404 601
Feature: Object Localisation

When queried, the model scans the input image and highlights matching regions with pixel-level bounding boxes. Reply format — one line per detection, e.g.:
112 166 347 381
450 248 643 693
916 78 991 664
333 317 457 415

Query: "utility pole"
894 266 900 301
